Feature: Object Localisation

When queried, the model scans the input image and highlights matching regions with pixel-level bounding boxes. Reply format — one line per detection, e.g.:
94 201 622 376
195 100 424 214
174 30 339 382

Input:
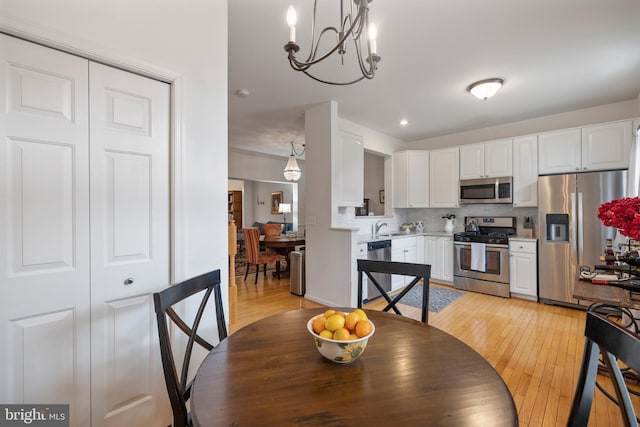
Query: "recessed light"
400 119 408 126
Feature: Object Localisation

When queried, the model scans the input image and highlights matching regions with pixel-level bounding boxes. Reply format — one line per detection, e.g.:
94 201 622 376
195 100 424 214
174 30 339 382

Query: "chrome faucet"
375 220 388 236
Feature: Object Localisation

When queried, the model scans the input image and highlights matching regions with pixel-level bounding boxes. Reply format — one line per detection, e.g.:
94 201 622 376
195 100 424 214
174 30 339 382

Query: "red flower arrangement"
597 197 640 241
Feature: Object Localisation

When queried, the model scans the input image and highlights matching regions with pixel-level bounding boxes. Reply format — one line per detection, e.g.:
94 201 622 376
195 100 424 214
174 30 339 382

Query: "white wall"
409 99 639 149
363 152 385 216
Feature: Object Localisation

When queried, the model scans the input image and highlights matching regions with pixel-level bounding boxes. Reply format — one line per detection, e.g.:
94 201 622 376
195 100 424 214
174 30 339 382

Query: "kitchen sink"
377 231 413 238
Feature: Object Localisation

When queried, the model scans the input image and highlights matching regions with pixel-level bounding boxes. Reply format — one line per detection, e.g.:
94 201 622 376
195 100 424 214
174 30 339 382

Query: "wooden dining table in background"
190 308 518 426
263 235 305 276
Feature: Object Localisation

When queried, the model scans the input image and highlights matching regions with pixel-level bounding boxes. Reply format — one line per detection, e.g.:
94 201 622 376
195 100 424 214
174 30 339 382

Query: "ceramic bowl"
306 315 375 364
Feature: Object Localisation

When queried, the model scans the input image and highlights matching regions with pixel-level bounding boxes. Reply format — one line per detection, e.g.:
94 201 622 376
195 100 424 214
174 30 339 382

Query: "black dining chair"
567 311 640 427
357 259 431 324
153 269 227 427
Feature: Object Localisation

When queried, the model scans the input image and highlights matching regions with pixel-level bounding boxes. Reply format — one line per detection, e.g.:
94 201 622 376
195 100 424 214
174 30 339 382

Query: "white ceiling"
228 0 640 158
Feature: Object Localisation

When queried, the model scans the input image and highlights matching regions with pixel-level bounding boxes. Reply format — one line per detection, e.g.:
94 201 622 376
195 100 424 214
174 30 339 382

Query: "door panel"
577 171 627 267
103 295 153 417
89 62 170 427
538 174 578 304
10 310 76 403
0 34 91 427
107 152 151 260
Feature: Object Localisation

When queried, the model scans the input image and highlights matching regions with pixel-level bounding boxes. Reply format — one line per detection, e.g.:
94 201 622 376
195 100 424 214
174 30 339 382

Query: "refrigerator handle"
571 193 578 261
577 192 584 264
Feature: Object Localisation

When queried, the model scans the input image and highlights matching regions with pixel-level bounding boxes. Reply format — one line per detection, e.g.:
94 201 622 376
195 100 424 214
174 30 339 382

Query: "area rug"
398 285 464 313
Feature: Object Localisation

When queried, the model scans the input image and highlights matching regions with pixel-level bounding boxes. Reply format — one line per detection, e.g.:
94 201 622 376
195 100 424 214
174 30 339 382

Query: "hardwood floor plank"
229 275 639 426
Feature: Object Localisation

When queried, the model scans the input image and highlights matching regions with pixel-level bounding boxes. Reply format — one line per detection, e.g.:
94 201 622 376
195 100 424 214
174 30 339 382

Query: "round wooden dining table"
191 308 518 426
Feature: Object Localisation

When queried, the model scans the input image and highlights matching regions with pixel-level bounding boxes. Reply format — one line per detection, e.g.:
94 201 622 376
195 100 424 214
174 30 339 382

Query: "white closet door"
0 35 91 426
88 62 170 427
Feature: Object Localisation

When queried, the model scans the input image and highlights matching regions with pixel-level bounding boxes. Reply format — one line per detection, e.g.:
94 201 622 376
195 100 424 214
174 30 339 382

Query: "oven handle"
453 242 509 250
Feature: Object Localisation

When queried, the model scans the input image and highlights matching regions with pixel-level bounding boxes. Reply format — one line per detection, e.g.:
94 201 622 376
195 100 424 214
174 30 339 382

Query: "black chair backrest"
153 269 227 427
567 311 640 427
357 259 431 323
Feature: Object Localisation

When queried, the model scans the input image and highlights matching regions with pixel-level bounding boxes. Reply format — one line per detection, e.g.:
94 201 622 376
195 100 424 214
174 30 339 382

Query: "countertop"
357 233 538 244
357 231 454 244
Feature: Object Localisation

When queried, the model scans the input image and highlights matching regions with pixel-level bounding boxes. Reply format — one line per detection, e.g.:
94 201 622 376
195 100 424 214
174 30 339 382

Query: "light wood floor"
231 273 637 426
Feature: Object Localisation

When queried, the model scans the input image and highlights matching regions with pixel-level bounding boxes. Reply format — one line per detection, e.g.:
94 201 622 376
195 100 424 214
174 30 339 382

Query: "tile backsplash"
405 205 538 237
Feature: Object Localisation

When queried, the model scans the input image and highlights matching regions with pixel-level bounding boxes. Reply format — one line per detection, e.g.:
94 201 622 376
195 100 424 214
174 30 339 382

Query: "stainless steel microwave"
459 176 513 204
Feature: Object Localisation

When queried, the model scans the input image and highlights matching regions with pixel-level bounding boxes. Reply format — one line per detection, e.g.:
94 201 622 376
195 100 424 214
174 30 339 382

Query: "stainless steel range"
453 216 516 298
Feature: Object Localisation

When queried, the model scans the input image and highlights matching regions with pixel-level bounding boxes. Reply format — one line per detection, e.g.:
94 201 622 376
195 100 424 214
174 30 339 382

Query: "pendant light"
283 141 306 181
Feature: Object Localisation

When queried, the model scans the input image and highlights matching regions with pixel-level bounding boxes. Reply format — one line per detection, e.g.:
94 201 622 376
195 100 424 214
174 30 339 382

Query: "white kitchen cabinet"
429 147 459 208
459 143 484 180
512 135 538 207
416 235 425 264
509 239 537 299
538 128 581 174
392 150 429 208
391 237 417 290
459 139 512 180
337 130 364 207
425 237 439 279
581 120 632 171
440 237 454 282
424 236 453 282
538 120 632 175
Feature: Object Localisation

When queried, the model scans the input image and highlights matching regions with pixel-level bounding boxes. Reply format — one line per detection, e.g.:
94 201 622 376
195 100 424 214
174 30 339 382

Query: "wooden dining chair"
242 227 284 284
357 259 431 324
263 223 283 237
567 311 640 427
153 269 227 427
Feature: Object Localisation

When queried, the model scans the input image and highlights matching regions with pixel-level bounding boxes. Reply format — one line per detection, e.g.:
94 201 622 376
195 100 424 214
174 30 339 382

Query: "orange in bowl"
307 310 375 364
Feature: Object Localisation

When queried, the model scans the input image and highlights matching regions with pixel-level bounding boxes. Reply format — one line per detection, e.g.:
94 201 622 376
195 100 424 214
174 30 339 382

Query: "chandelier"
284 0 381 85
283 141 306 181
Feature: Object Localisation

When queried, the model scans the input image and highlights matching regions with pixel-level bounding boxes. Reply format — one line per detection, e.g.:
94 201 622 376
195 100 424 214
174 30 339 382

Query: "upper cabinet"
538 120 632 175
392 150 429 208
581 120 633 171
512 135 538 207
337 130 364 207
459 139 512 180
430 147 459 208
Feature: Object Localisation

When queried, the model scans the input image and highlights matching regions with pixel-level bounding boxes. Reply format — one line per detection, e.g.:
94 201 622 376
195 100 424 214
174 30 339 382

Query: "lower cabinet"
425 236 453 282
509 239 538 298
391 237 417 290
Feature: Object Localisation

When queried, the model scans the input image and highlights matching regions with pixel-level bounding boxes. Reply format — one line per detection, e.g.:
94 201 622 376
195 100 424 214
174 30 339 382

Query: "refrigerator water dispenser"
546 214 569 242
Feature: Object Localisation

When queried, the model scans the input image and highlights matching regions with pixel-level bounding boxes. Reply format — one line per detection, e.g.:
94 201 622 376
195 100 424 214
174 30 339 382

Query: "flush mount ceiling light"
284 1 381 85
467 78 504 100
283 141 306 181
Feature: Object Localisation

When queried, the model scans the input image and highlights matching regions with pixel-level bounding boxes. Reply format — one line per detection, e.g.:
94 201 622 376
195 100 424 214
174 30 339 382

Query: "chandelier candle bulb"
287 5 297 43
368 23 378 54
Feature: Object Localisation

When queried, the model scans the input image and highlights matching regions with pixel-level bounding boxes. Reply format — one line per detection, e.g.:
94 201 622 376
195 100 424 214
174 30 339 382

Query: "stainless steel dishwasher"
365 240 392 302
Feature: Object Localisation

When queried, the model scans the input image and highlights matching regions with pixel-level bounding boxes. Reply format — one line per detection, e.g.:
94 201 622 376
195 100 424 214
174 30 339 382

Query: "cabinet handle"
124 278 135 285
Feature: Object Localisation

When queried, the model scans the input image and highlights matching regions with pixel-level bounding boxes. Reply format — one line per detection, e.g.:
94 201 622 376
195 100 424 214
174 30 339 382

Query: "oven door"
453 242 510 284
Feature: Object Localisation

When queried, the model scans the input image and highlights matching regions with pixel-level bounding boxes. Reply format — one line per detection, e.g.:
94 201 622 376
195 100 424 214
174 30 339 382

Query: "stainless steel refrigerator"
538 170 627 307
